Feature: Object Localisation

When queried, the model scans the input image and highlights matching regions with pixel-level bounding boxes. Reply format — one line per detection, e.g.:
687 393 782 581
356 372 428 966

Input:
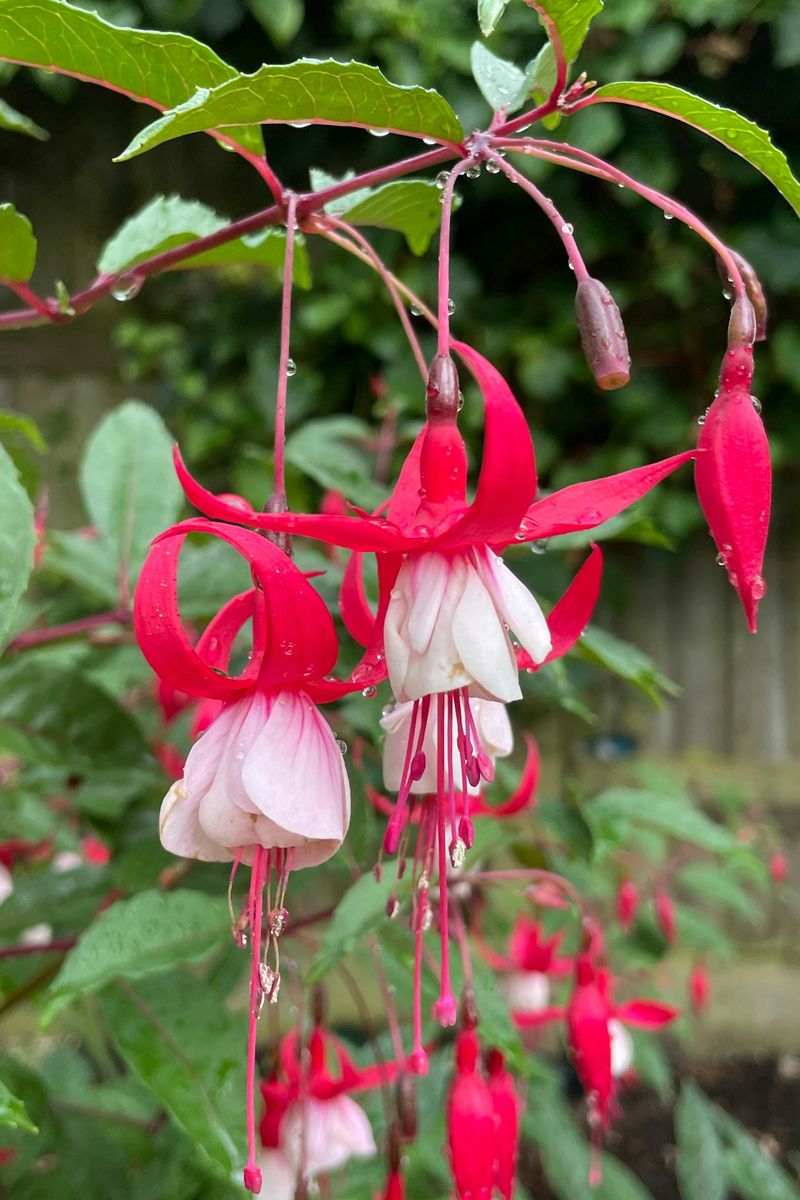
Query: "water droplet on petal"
716 551 726 566
530 539 550 555
361 685 377 699
457 390 464 411
751 574 767 600
336 737 348 755
579 508 601 525
697 414 707 426
751 396 762 414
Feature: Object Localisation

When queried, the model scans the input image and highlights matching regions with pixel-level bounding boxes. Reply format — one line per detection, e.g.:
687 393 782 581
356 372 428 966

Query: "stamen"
384 699 421 854
433 694 457 1028
243 845 268 1194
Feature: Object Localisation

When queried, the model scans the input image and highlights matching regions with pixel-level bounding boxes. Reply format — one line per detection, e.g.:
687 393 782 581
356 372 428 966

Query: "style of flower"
258 1022 395 1195
134 518 383 1195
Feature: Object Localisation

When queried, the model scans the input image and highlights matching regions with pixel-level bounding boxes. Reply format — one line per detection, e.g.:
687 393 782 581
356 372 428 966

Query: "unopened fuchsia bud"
695 297 771 632
718 250 768 341
575 277 631 391
396 1074 418 1141
487 1049 520 1200
654 889 677 945
616 879 639 931
689 961 710 1014
770 851 788 884
447 1030 496 1200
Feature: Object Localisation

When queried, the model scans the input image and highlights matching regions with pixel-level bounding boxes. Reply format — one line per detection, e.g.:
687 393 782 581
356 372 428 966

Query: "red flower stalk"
695 300 771 631
616 879 639 932
447 1029 496 1200
654 889 677 945
134 518 383 1195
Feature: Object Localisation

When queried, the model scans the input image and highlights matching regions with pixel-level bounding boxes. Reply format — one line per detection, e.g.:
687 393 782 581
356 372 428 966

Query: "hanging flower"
486 1049 521 1200
447 1028 496 1200
134 519 383 1195
477 913 572 1021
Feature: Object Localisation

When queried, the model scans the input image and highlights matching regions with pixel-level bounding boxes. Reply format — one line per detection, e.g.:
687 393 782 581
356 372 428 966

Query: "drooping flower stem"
489 153 589 281
273 193 299 502
437 160 476 356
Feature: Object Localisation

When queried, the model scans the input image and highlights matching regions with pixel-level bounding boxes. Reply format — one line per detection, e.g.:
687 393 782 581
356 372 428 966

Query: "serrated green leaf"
117 59 464 161
525 0 604 64
588 788 736 853
578 626 678 703
100 970 246 1175
478 0 512 37
712 1103 800 1200
344 180 447 255
307 871 405 983
0 660 150 771
675 1081 727 1200
0 96 48 140
0 1078 38 1133
0 0 262 153
0 202 37 282
78 400 183 580
0 442 35 648
470 42 531 113
41 530 120 604
97 195 310 285
285 416 389 510
589 82 800 217
43 890 229 1023
678 863 761 922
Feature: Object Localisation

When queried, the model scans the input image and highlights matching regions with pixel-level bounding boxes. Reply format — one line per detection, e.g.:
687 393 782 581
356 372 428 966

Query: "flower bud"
718 249 767 341
575 277 631 390
616 879 638 931
487 1049 520 1200
770 851 788 884
727 296 757 348
396 1073 418 1140
425 353 461 420
689 961 710 1014
654 889 677 944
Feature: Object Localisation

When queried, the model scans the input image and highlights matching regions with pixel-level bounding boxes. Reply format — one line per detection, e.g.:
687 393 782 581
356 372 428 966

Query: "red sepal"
616 999 679 1029
340 551 375 648
470 735 539 818
518 545 602 671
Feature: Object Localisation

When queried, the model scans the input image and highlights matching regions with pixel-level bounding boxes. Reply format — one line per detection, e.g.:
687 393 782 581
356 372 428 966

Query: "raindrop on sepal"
361 685 377 699
336 737 348 755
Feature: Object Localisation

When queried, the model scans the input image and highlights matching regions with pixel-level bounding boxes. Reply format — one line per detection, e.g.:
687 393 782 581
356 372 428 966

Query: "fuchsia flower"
134 520 383 1194
447 1028 498 1200
689 961 710 1015
486 1049 521 1200
770 850 788 884
478 915 572 1020
171 341 691 1063
565 953 678 1185
695 298 771 632
259 1022 395 1193
654 888 677 945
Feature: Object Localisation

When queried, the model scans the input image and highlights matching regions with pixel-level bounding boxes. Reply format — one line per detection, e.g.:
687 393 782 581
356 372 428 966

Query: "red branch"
5 609 131 653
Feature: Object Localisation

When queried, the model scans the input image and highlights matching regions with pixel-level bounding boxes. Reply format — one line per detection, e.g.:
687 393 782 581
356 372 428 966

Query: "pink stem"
490 152 589 280
0 937 76 959
323 216 428 379
496 137 746 300
273 193 298 500
5 609 130 653
3 281 61 322
437 159 475 356
244 847 268 1193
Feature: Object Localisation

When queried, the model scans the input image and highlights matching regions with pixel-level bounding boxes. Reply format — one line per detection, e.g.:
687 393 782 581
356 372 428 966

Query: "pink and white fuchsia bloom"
380 698 513 795
134 519 384 1196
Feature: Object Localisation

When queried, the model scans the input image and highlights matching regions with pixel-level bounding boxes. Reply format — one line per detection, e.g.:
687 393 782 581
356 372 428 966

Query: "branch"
0 146 457 332
5 609 131 654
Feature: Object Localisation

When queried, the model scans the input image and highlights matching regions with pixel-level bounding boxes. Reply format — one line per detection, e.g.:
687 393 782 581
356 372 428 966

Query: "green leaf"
0 0 262 153
307 871 404 983
116 59 464 162
588 788 736 853
0 97 48 140
247 0 304 46
628 1029 674 1102
97 195 310 286
478 0 512 37
678 863 761 922
40 530 120 604
675 1081 727 1200
79 400 183 580
525 0 604 65
712 1103 800 1200
589 82 800 217
285 416 389 510
43 890 229 1024
0 1078 38 1134
578 626 679 703
100 970 246 1175
0 442 35 648
0 660 150 774
673 906 735 957
344 180 447 255
470 42 531 113
0 202 37 282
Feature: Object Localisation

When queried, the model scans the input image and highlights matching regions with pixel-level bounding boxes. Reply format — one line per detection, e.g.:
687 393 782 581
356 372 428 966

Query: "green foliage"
0 203 37 282
590 82 800 216
0 1080 38 1134
0 442 36 647
117 59 465 162
0 98 48 140
471 41 533 112
675 1080 727 1200
527 0 605 64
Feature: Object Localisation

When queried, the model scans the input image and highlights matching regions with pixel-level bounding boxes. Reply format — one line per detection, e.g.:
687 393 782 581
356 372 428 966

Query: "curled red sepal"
512 1005 565 1029
517 545 602 672
470 735 539 818
517 451 696 541
340 551 375 647
134 518 338 698
694 342 771 632
614 999 679 1028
